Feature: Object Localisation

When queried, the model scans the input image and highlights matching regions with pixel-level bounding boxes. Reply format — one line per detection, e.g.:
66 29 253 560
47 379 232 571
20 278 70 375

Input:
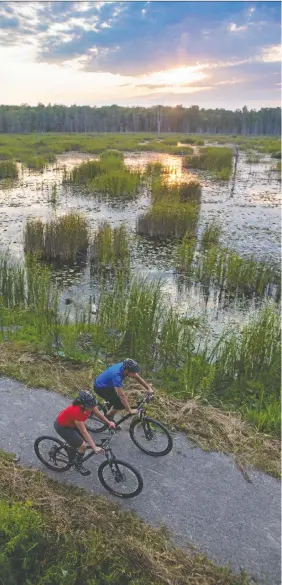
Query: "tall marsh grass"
1 256 280 434
67 150 142 198
201 220 222 247
211 304 281 433
0 160 18 179
90 222 130 267
178 230 280 300
0 253 59 339
151 178 201 205
184 146 233 180
137 203 199 238
24 213 89 264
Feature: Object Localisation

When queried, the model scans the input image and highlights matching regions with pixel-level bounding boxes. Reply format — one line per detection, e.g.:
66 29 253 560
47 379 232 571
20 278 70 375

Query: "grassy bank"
0 452 251 585
0 254 280 437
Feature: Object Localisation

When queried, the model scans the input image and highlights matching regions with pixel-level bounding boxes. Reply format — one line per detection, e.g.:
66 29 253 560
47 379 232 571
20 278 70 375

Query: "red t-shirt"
57 404 92 428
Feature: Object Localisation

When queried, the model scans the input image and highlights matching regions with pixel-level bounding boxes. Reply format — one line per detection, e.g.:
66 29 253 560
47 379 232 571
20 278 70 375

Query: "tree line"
0 104 280 135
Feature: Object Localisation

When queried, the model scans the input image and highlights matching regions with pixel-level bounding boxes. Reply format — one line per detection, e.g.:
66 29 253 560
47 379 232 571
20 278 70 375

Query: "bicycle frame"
82 429 117 465
97 392 151 428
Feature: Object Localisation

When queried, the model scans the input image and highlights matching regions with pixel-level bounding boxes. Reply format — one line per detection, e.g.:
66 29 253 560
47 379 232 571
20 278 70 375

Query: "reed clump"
152 177 202 205
25 156 50 170
137 203 199 238
24 213 89 264
90 222 130 267
67 150 142 198
245 154 261 164
184 146 233 180
0 160 18 179
179 180 202 203
185 243 280 299
139 175 201 238
201 220 222 247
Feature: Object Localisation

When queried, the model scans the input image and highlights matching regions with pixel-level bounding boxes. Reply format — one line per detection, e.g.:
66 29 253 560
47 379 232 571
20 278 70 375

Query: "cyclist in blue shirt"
94 358 153 417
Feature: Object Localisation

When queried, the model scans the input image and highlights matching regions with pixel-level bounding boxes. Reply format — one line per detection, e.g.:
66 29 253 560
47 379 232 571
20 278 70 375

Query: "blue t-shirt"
95 362 125 389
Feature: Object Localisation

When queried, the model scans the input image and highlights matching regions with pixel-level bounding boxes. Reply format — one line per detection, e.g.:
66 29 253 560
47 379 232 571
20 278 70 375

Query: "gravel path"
0 376 280 584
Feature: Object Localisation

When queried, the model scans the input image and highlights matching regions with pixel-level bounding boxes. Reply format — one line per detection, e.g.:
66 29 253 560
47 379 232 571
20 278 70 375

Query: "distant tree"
0 104 280 135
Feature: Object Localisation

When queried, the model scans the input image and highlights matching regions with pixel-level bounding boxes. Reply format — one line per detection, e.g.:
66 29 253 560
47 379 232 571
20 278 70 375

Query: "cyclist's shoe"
73 453 91 476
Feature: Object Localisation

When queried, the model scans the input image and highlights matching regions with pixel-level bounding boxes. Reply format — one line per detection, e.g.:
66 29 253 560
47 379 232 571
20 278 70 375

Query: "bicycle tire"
129 417 173 457
86 404 108 434
98 459 143 498
34 436 72 472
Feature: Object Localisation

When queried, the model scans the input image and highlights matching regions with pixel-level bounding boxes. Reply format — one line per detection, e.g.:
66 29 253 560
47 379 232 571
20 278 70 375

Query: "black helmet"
123 358 140 373
77 390 97 408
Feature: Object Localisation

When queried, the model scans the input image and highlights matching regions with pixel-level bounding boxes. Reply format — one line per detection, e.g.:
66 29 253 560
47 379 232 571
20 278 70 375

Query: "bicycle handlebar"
136 392 154 408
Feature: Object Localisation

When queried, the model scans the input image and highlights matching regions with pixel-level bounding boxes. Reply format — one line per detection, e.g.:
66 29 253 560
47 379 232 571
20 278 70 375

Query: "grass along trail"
0 375 280 585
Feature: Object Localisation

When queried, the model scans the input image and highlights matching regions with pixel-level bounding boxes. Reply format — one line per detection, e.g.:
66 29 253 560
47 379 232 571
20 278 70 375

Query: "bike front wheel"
34 436 71 472
129 417 173 457
98 459 143 498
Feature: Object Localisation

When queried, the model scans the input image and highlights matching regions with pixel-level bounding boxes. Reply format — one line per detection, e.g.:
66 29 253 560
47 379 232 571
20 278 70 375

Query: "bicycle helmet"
76 390 97 409
123 358 140 373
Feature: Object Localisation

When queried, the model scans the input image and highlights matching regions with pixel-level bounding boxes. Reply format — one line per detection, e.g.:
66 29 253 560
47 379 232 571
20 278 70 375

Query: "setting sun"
146 65 207 87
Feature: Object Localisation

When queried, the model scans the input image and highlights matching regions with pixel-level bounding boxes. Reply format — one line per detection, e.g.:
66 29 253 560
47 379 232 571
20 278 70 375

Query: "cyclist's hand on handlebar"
107 421 116 429
94 446 104 454
129 408 138 415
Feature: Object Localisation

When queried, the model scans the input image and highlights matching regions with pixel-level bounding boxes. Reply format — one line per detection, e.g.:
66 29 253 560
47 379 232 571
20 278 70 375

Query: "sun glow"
146 66 207 87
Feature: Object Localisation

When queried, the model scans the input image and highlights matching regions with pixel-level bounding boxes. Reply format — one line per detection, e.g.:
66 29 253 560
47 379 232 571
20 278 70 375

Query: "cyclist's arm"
131 373 153 393
92 406 115 427
115 387 134 413
75 420 98 451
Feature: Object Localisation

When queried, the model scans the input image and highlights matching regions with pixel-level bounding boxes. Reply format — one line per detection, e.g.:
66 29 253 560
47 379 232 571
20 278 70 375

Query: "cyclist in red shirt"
54 390 115 476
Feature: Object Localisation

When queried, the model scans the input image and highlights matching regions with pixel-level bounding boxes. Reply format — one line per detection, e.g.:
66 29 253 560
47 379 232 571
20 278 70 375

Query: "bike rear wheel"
86 403 108 433
129 417 173 457
98 459 143 498
34 436 71 472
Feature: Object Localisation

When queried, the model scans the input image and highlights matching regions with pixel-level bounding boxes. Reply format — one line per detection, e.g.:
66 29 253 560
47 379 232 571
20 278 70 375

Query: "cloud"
259 44 282 63
228 23 248 32
0 1 280 109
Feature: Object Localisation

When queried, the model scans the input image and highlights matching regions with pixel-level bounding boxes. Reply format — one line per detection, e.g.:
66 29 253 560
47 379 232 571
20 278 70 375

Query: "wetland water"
0 149 280 336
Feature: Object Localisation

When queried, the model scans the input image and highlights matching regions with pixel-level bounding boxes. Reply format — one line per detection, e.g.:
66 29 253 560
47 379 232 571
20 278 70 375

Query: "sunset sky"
0 1 281 109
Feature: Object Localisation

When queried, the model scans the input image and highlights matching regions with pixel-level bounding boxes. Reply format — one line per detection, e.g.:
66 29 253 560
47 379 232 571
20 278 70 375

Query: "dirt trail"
0 376 280 585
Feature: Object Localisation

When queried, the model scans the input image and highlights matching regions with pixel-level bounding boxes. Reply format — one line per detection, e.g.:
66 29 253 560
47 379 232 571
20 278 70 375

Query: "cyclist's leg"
54 420 86 456
94 386 123 418
54 421 90 474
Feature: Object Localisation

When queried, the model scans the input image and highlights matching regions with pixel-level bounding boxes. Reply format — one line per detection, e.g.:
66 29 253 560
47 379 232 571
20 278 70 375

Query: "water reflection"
0 149 280 336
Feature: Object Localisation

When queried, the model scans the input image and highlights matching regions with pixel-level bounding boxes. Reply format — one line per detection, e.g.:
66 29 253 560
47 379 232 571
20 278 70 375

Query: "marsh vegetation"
0 131 280 445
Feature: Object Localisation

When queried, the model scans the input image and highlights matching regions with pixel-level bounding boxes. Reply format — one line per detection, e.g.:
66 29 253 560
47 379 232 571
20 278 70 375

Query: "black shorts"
94 385 123 410
54 419 83 449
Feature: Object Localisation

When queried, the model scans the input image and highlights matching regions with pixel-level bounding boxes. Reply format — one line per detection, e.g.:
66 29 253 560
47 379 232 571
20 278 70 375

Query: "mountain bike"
86 392 173 457
34 429 143 499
